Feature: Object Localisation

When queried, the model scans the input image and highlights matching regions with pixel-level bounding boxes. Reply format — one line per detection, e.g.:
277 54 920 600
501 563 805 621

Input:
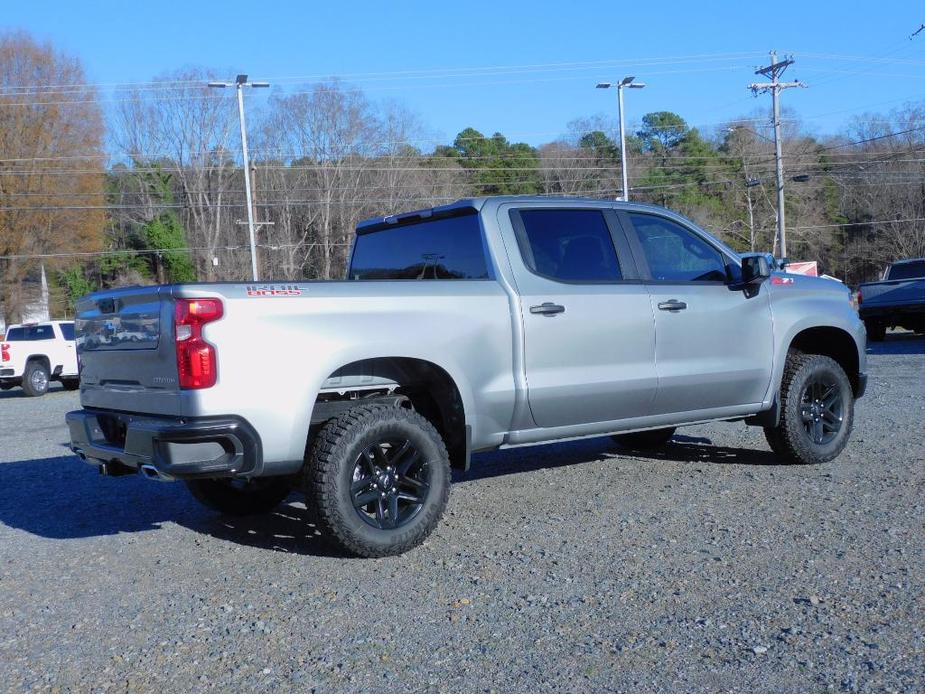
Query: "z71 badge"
246 285 303 297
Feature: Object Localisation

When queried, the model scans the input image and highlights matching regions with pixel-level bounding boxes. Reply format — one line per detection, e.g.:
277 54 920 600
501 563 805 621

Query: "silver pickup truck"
858 257 925 341
67 197 867 557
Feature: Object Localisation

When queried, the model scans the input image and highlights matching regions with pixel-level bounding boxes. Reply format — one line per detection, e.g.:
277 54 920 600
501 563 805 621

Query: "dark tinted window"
4 324 55 341
60 323 75 341
630 213 727 282
349 213 489 280
888 260 925 280
516 209 622 282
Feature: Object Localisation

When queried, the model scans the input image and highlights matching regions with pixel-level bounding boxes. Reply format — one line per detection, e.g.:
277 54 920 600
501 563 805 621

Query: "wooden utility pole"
749 51 805 259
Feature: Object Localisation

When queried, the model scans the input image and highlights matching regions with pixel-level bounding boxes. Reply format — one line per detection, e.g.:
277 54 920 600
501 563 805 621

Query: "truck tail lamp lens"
1 343 9 362
175 298 223 389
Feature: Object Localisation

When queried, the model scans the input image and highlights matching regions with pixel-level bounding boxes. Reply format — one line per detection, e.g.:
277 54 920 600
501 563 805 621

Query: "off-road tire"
21 361 50 397
185 477 292 516
306 403 451 558
763 351 854 465
612 427 677 450
864 320 886 342
61 378 80 391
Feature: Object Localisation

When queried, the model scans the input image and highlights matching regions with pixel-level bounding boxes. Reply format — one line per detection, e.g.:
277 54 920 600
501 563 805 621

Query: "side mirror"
740 253 772 285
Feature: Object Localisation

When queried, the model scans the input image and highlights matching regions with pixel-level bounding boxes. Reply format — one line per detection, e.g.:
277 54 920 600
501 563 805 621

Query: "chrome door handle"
657 300 687 312
530 302 566 316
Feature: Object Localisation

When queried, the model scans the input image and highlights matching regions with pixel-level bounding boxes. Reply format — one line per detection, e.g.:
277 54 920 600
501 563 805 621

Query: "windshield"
887 260 925 281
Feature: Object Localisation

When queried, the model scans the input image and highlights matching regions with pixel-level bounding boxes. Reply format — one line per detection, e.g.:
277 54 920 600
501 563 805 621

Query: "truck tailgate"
75 286 182 415
860 279 925 307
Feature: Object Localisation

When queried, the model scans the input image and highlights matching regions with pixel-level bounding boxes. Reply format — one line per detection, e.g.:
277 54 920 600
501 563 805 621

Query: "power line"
0 51 765 96
5 215 924 262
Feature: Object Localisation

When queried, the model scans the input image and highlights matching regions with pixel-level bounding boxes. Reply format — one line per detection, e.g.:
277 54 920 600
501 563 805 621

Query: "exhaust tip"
139 464 173 482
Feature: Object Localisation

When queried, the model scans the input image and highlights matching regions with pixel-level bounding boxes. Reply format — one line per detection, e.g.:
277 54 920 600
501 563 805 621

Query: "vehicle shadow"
1 435 779 554
866 331 925 356
0 384 70 400
456 433 778 483
0 454 346 557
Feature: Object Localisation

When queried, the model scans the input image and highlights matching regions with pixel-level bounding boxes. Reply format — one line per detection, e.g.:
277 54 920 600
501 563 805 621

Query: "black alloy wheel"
799 375 845 445
349 438 430 530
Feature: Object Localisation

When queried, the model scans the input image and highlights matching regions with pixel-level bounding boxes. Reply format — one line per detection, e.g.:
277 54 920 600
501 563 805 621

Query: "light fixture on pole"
596 76 646 202
208 74 269 281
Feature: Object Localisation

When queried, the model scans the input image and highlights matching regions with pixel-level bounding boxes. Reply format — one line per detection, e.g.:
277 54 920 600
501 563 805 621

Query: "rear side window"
60 323 75 341
515 209 623 282
4 325 55 341
349 213 489 280
887 260 925 280
629 213 727 282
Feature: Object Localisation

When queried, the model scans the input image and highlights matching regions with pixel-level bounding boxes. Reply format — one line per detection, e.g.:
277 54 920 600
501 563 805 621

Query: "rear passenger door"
621 211 774 415
505 206 658 428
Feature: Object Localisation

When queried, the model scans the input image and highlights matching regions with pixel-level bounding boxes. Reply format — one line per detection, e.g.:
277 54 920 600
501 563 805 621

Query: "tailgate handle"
530 302 566 316
658 300 688 312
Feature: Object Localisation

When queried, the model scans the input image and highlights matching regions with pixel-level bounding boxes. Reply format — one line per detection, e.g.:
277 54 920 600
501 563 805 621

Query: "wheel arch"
787 326 862 395
310 356 471 470
25 354 51 374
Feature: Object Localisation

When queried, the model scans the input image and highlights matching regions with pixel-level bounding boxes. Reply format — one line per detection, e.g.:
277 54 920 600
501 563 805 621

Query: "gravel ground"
1 334 923 692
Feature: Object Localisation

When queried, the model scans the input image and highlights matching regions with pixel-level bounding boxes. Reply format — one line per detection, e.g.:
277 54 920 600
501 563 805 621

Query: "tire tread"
306 403 450 558
764 351 853 465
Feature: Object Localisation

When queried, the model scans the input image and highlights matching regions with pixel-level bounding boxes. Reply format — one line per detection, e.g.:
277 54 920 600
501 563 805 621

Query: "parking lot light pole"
597 77 646 201
207 75 269 282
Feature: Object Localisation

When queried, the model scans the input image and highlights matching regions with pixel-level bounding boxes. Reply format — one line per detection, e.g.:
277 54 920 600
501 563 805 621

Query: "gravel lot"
1 334 923 692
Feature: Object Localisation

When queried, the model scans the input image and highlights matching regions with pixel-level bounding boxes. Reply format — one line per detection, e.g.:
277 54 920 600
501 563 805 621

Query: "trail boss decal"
246 284 303 297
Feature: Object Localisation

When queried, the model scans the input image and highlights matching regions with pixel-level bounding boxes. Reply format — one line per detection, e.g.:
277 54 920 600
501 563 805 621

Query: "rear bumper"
859 302 925 320
66 409 262 480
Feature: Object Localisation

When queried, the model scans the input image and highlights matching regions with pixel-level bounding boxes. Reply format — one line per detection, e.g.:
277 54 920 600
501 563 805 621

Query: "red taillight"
1 343 9 362
856 289 863 305
175 298 223 389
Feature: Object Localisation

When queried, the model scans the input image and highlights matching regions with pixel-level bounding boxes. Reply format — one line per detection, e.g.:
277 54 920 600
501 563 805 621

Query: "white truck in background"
0 321 80 396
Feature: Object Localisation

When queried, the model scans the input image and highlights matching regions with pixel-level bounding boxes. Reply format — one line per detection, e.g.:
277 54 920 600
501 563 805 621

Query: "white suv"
1 321 79 396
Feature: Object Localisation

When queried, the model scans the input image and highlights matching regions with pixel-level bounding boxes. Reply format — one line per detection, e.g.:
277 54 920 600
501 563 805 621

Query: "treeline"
2 32 925 322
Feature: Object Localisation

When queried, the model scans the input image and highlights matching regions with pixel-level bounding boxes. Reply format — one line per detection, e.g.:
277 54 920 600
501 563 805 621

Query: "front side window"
516 209 623 282
349 212 489 280
629 213 727 283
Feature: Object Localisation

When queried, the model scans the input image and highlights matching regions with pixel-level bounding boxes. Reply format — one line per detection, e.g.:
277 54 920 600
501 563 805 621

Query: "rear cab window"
4 324 55 341
60 323 76 341
349 210 490 280
887 260 925 281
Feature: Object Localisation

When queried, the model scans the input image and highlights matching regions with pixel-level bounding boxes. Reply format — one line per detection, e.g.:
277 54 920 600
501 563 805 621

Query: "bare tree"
114 69 245 279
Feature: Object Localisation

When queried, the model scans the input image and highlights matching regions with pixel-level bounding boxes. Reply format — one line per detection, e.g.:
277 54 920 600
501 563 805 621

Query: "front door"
504 206 658 428
623 211 774 415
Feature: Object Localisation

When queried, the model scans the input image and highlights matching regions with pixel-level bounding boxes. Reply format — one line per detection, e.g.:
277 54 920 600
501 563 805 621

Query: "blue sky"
4 0 924 147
